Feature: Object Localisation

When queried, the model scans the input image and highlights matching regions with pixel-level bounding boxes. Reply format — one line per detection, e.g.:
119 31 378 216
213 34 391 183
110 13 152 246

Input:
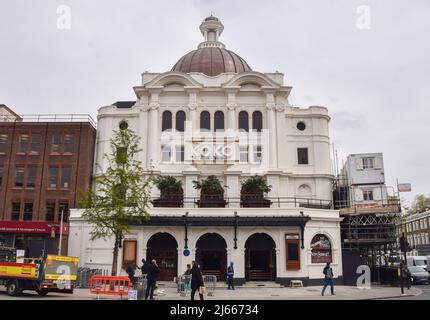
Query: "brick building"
397 210 430 256
0 105 96 257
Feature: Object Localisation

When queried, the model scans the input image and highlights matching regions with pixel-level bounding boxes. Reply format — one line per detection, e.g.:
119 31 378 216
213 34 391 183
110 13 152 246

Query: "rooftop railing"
0 114 97 128
150 196 333 210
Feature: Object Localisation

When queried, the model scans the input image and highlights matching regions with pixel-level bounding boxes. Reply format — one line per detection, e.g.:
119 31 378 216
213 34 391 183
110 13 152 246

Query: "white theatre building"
69 16 343 285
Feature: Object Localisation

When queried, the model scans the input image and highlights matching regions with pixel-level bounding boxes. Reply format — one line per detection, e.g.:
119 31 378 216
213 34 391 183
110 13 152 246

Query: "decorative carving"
188 103 198 111
226 104 237 111
266 103 276 111
149 103 159 111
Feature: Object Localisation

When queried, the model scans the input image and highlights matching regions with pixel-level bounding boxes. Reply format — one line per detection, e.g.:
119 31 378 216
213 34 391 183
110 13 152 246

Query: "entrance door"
146 233 178 281
195 233 227 280
245 233 276 281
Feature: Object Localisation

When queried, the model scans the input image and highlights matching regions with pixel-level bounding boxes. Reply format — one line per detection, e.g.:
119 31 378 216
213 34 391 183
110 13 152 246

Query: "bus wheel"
6 280 22 296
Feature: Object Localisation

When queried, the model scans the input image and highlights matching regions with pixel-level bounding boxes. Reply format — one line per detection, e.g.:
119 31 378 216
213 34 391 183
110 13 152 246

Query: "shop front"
0 221 69 257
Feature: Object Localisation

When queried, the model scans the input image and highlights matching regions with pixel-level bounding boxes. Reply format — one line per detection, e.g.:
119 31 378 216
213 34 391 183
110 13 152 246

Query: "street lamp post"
58 208 65 256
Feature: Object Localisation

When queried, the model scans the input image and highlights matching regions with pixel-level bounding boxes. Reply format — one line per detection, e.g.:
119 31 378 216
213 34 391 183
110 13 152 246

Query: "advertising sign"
311 234 332 263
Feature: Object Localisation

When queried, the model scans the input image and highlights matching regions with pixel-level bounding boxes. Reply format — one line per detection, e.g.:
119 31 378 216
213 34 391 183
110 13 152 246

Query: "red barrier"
89 276 132 299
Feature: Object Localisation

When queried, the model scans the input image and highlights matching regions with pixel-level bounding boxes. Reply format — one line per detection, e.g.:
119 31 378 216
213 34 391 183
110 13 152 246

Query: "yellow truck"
0 246 79 296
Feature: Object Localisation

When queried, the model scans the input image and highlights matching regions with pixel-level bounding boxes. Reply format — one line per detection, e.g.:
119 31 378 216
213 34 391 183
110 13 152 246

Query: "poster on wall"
311 234 332 263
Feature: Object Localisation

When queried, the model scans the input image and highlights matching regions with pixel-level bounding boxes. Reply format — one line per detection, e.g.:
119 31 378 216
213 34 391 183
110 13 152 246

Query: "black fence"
75 267 109 288
151 196 332 210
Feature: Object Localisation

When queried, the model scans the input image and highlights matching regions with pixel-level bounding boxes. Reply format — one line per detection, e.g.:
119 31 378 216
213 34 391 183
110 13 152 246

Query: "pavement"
0 283 426 300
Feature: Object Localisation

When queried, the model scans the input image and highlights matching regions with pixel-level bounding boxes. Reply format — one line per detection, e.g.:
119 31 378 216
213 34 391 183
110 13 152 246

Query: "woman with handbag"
190 261 205 300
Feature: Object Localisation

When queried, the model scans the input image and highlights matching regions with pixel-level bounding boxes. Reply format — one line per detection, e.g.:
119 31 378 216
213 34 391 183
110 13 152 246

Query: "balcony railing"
151 196 332 210
0 114 96 128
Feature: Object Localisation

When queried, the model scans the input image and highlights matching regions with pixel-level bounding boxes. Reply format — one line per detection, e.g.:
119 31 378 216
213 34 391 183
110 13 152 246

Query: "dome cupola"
171 16 252 77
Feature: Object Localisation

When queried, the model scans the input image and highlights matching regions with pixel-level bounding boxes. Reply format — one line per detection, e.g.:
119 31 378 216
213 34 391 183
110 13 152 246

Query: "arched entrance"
245 233 276 281
195 233 227 280
146 233 178 281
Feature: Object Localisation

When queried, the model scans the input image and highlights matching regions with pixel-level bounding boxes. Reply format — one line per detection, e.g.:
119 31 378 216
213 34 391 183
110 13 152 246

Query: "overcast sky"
1 0 429 205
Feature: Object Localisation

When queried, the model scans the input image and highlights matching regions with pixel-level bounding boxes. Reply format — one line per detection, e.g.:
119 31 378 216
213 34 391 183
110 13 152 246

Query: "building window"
19 135 29 153
311 234 332 263
297 148 309 165
176 111 186 132
48 167 58 188
200 111 210 131
122 240 137 269
239 146 249 163
253 146 262 163
239 111 249 132
162 111 173 132
26 167 37 188
30 134 42 154
363 190 374 201
297 122 306 131
15 167 25 187
23 202 33 221
11 202 21 221
0 134 7 153
51 134 61 153
362 157 375 169
214 111 225 131
285 234 301 270
252 111 263 132
161 146 172 162
61 167 72 188
58 202 69 222
175 145 184 163
63 134 74 153
46 202 56 221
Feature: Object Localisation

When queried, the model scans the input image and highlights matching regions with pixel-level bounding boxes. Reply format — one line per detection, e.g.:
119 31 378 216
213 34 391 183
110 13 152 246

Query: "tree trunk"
111 231 121 276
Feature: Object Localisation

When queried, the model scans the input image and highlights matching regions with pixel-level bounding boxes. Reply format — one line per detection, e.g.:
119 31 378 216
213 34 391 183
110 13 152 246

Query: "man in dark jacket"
126 263 137 286
227 262 235 290
321 262 335 296
145 259 160 300
137 258 148 275
190 261 204 301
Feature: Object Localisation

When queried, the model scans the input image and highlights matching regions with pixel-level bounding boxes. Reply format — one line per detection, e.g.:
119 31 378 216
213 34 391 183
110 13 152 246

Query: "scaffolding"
333 176 402 268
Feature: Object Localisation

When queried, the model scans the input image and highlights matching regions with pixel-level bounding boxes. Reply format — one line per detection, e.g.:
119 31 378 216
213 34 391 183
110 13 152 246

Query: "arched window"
200 111 210 131
238 111 249 132
310 234 332 263
214 111 225 131
252 111 263 132
176 111 186 132
162 111 172 132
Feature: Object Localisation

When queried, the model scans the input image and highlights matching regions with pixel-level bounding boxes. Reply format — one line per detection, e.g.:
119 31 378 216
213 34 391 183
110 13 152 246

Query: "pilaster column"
147 91 161 169
225 171 241 207
226 89 238 135
183 169 200 208
186 89 199 134
265 91 278 169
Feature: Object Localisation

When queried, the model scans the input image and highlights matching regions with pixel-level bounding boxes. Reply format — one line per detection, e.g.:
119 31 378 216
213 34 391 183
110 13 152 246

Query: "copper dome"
172 47 252 77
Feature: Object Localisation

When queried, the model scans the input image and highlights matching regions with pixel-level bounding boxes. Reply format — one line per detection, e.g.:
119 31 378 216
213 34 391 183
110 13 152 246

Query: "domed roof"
172 47 251 77
171 16 252 77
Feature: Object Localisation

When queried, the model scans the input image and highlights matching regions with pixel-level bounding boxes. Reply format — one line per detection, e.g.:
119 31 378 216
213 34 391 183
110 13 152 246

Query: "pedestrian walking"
145 259 160 300
321 262 335 296
227 261 235 290
190 261 204 301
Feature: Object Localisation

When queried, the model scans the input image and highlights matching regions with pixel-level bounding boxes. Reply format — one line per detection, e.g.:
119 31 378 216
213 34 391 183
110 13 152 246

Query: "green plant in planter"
154 176 183 198
193 175 225 195
241 176 272 196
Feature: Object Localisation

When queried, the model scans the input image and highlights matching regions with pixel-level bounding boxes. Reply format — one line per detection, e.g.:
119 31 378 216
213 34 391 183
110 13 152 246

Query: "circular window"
119 120 129 130
297 122 306 131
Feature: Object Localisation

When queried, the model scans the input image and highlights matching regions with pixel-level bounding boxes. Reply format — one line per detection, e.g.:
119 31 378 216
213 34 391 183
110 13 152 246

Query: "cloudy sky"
0 0 429 204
